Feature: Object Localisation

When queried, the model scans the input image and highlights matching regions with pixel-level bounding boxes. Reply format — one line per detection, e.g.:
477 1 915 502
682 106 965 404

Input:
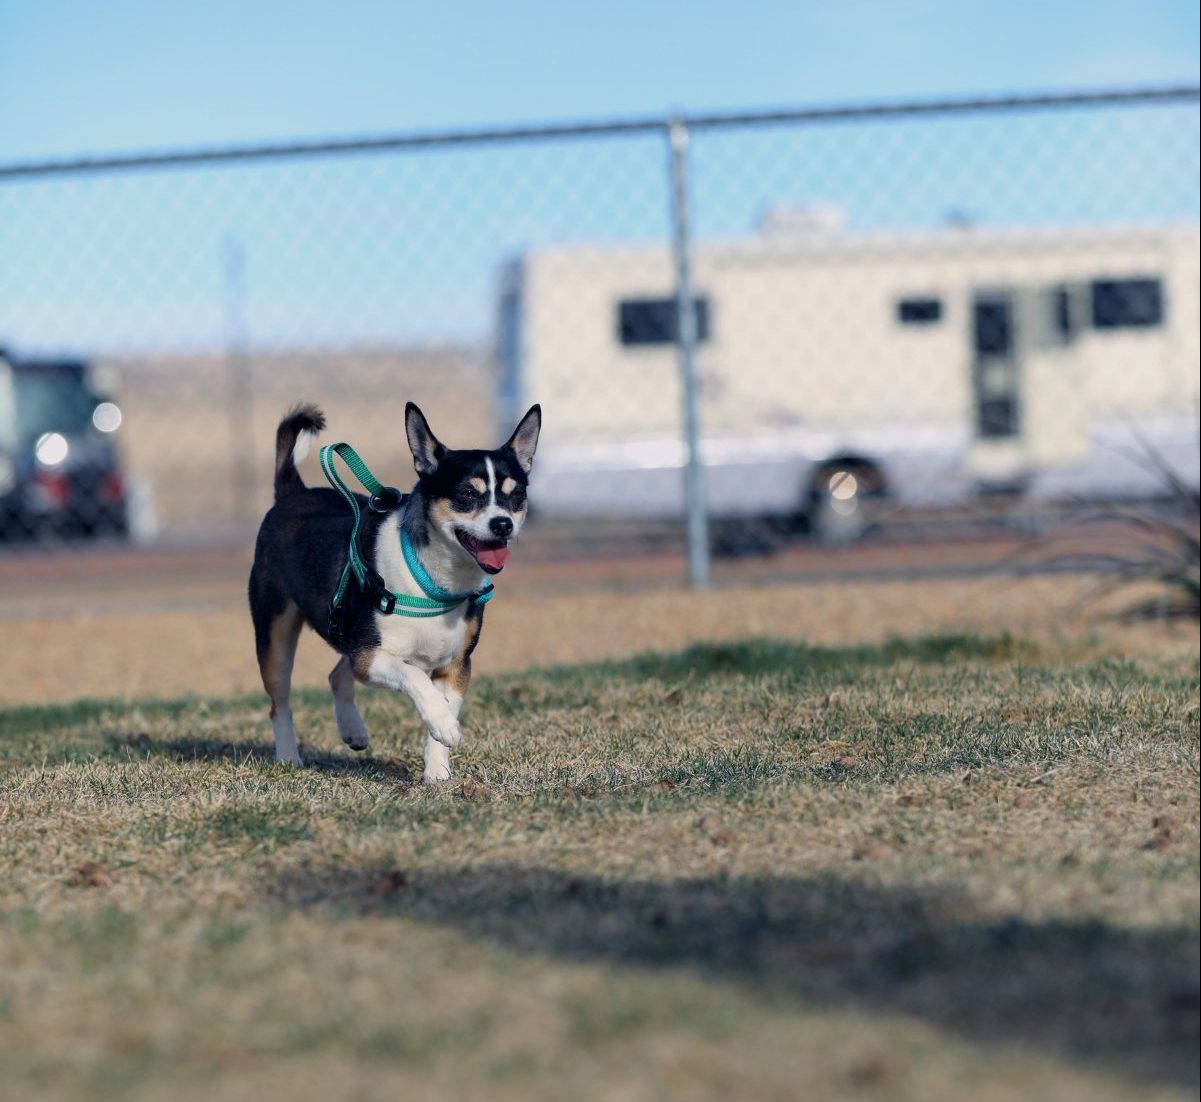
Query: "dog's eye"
509 488 526 509
454 486 482 508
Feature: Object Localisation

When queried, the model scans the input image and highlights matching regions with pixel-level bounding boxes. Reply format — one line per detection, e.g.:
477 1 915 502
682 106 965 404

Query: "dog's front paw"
422 763 452 784
276 749 305 768
428 716 462 749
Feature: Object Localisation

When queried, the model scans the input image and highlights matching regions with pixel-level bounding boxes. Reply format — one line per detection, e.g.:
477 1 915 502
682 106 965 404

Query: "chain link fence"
1 87 1197 581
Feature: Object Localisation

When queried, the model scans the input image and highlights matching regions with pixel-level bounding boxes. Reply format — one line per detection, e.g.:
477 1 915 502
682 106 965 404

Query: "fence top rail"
1 84 1197 182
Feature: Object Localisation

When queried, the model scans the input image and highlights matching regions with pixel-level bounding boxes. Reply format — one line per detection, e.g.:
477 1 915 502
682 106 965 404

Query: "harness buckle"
377 591 397 615
368 486 402 514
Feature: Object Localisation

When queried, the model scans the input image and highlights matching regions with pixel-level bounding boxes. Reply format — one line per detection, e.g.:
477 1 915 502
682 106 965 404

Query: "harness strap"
318 443 494 631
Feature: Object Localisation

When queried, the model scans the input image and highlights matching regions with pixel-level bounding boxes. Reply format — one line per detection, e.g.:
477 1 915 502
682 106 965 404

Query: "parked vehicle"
0 348 130 541
496 219 1200 540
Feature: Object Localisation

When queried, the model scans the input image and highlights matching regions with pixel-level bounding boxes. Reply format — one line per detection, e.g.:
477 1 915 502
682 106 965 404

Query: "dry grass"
1 632 1198 1101
3 567 1197 706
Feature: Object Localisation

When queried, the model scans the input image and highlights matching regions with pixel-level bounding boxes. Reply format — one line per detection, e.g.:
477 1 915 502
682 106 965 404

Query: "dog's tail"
274 403 325 500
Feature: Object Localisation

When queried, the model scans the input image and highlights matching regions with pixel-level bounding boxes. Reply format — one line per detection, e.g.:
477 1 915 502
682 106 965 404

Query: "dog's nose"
489 516 514 539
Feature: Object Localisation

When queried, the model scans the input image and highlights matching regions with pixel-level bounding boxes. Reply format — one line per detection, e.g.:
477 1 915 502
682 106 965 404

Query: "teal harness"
318 442 494 641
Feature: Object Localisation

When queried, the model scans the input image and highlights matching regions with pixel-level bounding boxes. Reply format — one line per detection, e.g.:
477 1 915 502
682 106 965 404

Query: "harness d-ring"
368 487 401 514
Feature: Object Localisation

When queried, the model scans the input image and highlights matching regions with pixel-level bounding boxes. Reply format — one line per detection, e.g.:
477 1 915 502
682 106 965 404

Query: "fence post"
666 116 711 589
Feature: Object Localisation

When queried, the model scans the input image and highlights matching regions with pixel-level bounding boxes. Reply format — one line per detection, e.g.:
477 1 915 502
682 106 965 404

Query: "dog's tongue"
475 542 510 572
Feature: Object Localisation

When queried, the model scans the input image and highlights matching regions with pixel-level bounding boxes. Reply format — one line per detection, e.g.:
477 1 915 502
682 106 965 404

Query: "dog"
248 401 540 781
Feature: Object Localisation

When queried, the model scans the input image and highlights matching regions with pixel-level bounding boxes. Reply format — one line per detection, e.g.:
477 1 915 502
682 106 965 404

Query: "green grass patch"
0 632 1197 1102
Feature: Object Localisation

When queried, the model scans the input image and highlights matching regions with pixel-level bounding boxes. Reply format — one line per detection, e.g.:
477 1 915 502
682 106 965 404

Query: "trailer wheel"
805 462 884 544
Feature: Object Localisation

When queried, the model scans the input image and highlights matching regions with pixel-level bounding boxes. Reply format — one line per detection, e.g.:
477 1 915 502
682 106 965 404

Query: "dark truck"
0 349 130 541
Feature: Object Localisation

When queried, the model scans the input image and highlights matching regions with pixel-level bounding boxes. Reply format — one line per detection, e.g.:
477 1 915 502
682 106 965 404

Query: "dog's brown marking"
258 600 305 717
500 477 517 495
432 605 483 698
432 658 472 698
429 497 476 531
351 647 378 682
469 477 487 494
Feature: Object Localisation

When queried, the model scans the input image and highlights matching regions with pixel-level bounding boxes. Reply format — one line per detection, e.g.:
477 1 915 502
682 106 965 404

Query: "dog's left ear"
504 404 541 474
405 402 445 477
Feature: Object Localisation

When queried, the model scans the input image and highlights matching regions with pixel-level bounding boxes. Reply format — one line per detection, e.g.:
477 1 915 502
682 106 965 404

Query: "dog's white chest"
374 607 467 673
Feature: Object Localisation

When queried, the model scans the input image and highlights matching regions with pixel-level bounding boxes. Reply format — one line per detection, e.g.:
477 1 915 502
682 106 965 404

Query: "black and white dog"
248 401 540 782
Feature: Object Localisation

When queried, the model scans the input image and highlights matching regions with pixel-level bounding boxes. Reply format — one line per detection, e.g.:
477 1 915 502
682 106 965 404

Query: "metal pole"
667 116 711 589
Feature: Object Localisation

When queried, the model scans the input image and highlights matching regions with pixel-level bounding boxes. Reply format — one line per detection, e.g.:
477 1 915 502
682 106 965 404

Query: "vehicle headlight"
93 402 123 433
35 432 70 467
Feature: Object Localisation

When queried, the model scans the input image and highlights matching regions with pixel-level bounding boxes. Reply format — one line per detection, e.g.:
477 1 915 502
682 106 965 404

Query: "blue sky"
1 0 1196 160
0 2 1197 354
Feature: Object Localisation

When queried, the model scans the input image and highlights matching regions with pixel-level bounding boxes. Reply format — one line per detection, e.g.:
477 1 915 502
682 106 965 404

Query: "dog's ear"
405 402 445 477
504 404 541 474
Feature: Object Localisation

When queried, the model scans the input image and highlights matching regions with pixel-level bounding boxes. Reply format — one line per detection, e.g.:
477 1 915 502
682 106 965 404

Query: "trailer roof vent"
757 203 846 238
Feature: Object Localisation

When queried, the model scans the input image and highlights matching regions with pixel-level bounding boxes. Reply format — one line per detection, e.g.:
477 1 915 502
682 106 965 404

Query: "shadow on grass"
270 862 1200 1087
104 732 416 782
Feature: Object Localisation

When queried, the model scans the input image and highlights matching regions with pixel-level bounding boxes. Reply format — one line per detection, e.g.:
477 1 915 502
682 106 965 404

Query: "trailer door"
972 294 1020 438
967 291 1026 486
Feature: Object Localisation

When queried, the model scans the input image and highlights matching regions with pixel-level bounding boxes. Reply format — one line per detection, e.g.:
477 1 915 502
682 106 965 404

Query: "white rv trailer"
497 220 1200 537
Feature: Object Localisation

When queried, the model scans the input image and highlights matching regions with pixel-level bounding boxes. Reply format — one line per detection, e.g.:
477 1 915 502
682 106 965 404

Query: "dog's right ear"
405 402 445 477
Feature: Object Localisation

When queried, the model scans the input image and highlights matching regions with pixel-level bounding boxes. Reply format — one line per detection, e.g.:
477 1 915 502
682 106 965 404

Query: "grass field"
1 630 1197 1101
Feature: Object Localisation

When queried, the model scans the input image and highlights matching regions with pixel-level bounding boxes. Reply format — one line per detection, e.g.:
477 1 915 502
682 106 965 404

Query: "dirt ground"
1 538 1192 706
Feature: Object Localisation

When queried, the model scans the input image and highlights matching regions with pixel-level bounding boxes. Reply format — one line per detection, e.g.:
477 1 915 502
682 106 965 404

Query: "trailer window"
896 297 943 325
618 297 710 346
1090 278 1164 329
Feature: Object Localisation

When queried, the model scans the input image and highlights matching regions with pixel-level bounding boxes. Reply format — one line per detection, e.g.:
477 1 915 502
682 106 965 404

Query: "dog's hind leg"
253 591 306 767
329 655 370 752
